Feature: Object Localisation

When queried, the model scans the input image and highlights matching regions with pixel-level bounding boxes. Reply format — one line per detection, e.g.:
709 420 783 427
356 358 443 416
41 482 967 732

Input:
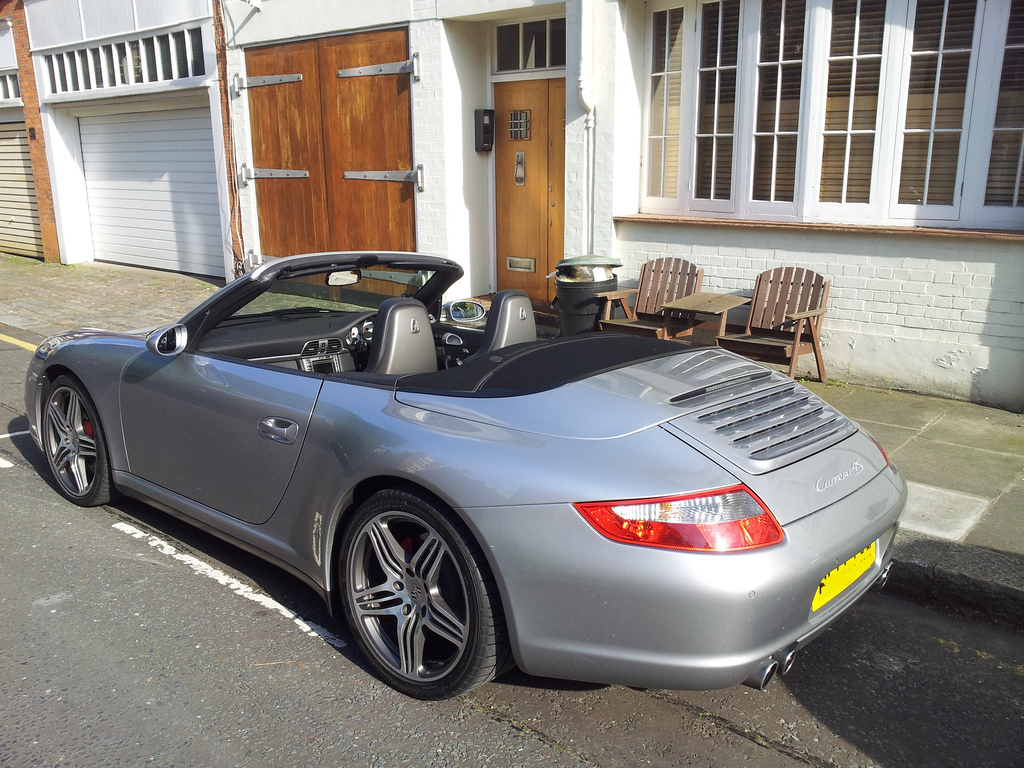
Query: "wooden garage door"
0 121 43 258
79 105 224 277
245 28 416 258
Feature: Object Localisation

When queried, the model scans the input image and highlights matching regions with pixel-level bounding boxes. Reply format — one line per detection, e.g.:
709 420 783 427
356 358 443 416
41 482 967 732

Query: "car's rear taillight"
868 434 894 469
575 486 783 552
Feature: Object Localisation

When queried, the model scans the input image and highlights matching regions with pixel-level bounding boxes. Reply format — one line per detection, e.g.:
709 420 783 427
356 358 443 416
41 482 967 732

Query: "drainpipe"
578 0 597 255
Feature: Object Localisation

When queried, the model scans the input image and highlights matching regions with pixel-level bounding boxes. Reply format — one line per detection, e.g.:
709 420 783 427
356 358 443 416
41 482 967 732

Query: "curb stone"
889 530 1024 632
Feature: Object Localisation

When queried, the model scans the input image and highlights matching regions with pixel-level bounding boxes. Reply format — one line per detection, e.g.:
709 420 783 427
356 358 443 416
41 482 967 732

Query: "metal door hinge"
337 52 420 82
343 164 425 192
231 72 302 98
237 163 310 187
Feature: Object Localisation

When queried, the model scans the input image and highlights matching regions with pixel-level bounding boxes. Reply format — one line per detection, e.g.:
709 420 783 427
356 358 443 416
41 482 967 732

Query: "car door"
119 350 322 525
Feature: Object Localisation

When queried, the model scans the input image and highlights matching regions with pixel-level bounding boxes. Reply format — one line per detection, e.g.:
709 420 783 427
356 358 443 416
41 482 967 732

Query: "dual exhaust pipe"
742 648 797 690
743 560 894 691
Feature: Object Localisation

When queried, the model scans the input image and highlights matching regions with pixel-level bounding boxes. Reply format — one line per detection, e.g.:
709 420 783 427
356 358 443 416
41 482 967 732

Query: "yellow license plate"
812 542 877 612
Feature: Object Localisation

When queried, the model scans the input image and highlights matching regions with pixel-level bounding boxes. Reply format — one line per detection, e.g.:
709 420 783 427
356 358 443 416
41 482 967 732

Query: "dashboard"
196 310 481 374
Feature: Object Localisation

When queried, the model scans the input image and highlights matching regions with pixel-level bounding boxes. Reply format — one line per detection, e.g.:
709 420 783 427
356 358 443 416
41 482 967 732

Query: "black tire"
41 375 116 506
339 488 511 699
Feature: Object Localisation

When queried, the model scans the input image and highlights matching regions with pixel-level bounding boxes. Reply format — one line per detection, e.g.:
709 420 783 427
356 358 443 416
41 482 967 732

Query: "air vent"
301 338 342 357
665 351 858 475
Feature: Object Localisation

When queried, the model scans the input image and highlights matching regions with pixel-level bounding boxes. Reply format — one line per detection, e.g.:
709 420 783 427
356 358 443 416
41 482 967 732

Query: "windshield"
231 266 436 319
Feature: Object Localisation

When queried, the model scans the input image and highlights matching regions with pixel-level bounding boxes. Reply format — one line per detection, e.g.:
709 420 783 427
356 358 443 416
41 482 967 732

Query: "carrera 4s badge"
815 459 865 493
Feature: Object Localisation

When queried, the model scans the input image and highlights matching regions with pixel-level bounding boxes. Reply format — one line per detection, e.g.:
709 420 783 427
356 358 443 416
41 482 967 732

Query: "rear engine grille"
665 350 858 474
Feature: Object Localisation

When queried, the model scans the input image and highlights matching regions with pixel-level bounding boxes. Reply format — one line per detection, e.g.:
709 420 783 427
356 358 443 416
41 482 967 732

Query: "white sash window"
641 0 1024 229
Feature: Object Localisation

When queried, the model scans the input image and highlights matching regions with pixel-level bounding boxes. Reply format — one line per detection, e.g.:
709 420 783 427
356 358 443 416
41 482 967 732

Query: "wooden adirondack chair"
716 267 831 381
598 257 704 340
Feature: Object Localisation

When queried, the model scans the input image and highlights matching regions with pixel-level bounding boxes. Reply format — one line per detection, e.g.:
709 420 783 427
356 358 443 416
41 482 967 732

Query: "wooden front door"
245 29 416 258
494 79 565 302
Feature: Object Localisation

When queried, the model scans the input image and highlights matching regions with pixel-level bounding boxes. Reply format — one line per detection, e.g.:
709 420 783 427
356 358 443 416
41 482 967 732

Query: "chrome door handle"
258 417 299 445
514 151 526 186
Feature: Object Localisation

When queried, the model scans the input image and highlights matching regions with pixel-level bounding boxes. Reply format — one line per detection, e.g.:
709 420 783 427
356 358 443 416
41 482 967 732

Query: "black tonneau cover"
399 334 689 397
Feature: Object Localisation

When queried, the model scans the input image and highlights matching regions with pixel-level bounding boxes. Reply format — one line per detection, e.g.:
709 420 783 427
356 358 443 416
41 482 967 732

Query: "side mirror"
146 324 188 356
442 300 487 323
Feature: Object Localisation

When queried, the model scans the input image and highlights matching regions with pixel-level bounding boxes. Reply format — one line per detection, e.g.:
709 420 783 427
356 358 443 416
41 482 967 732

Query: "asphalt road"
2 331 1022 768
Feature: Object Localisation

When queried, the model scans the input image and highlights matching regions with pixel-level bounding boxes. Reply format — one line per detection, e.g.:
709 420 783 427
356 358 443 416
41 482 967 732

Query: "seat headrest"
477 290 537 355
364 298 437 376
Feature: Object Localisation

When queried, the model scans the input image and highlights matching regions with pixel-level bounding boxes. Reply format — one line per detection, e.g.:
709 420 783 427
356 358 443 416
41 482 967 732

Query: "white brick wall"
410 20 448 259
225 46 260 267
615 222 1024 409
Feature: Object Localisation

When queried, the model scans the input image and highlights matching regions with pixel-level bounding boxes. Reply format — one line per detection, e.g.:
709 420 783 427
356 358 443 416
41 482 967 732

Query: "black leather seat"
474 290 537 357
364 297 438 375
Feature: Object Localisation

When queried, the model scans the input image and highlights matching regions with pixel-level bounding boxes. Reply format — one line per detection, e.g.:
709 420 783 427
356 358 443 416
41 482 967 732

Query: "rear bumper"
463 465 906 690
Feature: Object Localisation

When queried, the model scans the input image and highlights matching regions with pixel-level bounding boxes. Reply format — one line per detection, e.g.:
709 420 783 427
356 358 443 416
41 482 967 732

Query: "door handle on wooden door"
514 152 526 186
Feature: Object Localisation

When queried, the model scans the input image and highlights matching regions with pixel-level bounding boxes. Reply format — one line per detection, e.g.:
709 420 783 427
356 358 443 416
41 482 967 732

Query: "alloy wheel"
347 510 471 683
44 385 99 498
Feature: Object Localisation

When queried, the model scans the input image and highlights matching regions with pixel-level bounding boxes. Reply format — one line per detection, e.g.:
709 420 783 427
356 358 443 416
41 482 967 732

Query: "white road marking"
0 430 30 439
112 522 346 649
0 458 13 469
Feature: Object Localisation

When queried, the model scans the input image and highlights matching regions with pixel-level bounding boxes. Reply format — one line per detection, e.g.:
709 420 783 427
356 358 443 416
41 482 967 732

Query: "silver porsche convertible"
25 251 907 700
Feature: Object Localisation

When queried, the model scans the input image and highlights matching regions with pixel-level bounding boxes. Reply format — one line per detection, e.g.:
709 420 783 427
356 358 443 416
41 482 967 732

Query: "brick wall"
615 220 1024 409
2 0 59 262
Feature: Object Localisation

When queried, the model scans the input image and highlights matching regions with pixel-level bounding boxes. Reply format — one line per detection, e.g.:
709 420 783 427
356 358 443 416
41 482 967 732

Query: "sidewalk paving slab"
964 479 1024 557
889 437 1024 499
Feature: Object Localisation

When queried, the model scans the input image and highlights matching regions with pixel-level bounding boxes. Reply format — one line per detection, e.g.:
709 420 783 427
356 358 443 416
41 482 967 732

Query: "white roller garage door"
0 121 43 258
79 105 225 277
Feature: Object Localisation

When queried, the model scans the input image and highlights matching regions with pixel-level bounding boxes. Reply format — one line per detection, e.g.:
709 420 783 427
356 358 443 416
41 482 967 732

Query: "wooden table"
663 291 751 336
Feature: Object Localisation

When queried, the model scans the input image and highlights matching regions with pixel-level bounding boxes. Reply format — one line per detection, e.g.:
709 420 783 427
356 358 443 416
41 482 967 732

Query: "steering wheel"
345 316 375 370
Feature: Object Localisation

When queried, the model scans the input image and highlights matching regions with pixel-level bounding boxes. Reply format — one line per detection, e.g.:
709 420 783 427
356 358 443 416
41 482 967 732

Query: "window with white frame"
495 18 567 73
984 1 1024 208
642 0 1024 229
0 70 18 101
695 1 740 201
820 0 885 204
648 7 684 197
0 17 20 103
753 0 804 202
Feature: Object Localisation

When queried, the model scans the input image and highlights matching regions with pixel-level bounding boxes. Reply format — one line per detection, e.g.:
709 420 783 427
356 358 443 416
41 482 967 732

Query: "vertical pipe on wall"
578 0 597 255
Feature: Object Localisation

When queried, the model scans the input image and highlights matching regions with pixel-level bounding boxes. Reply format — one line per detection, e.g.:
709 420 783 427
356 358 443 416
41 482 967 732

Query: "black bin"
551 256 622 336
